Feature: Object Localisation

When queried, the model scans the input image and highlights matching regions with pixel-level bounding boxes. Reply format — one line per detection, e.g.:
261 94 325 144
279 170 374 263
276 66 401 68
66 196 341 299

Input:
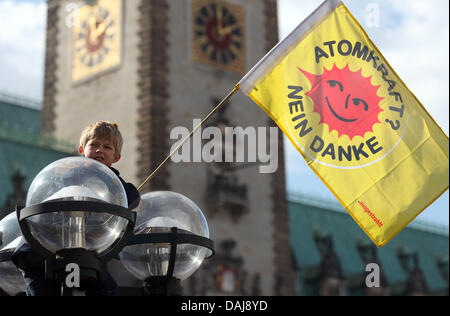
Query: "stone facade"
41 0 60 136
136 0 171 192
43 0 142 184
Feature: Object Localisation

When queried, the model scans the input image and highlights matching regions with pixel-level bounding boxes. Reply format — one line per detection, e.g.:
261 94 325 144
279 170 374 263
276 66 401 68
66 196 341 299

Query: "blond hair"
79 121 123 154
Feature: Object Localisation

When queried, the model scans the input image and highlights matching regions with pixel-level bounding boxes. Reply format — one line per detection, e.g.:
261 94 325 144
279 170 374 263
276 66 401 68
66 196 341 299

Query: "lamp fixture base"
53 248 105 288
143 276 183 296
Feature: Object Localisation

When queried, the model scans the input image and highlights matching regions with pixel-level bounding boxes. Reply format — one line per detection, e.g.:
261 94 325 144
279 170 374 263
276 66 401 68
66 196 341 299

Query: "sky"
0 0 448 228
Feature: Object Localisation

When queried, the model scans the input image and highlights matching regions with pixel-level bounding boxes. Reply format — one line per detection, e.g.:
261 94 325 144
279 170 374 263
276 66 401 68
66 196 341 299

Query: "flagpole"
137 84 241 192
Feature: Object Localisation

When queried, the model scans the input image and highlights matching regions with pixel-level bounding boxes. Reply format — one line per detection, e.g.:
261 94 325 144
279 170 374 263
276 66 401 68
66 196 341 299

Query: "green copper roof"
0 139 74 211
0 97 75 212
288 193 449 294
0 98 41 134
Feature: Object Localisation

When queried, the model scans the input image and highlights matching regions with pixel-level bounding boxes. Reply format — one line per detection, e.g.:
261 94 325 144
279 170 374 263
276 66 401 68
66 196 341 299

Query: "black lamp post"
123 226 214 295
1 160 215 297
17 199 135 287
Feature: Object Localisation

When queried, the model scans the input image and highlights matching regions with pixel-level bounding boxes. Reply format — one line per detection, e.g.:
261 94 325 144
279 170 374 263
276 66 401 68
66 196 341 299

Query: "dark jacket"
110 167 140 209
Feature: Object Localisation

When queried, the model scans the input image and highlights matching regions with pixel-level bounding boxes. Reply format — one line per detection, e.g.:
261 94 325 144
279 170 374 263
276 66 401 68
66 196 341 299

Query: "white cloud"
379 0 449 134
0 0 47 100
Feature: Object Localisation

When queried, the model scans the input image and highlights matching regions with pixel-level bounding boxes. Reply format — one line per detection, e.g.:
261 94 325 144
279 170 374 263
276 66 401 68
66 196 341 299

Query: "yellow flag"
239 0 449 247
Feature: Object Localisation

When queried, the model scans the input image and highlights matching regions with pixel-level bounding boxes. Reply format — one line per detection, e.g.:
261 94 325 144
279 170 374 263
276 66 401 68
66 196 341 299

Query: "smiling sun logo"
298 64 384 140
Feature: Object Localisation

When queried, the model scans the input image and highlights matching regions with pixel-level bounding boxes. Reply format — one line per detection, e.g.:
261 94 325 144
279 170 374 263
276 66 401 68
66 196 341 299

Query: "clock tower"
41 0 297 295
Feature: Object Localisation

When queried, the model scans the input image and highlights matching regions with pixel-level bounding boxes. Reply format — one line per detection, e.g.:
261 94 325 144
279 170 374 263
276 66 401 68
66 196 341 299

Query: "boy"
12 121 140 296
78 121 140 208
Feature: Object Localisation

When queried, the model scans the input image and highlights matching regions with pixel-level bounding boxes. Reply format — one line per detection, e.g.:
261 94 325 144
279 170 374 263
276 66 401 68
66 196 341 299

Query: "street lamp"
119 191 214 296
0 211 26 296
16 157 135 292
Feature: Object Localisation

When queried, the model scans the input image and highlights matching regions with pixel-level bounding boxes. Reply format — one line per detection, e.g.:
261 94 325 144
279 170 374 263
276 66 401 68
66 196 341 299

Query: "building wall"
40 0 296 295
50 0 142 184
165 0 276 295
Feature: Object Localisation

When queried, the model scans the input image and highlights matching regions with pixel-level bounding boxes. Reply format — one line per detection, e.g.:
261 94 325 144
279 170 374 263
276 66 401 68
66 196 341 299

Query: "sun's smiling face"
298 64 384 140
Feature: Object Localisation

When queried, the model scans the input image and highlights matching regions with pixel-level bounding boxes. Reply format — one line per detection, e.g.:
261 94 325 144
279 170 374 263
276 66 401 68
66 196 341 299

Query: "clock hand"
97 13 114 36
94 20 108 39
216 4 230 39
216 4 223 33
218 24 238 36
88 16 99 45
89 15 111 45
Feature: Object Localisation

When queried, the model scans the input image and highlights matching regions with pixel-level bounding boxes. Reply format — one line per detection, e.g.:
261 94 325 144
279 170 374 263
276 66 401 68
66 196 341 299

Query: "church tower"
41 0 297 295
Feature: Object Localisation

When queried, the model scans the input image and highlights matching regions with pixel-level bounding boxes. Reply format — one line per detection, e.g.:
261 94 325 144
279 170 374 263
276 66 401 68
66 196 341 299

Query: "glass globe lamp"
0 211 26 296
0 211 22 252
22 157 130 255
16 157 136 283
119 191 214 295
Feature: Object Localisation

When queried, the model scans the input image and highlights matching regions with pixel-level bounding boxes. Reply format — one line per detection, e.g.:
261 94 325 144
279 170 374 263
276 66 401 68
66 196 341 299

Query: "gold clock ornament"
192 0 246 74
71 0 122 83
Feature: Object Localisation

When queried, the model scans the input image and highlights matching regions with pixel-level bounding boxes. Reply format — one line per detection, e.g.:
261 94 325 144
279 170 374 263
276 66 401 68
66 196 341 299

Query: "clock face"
192 0 246 74
72 0 122 83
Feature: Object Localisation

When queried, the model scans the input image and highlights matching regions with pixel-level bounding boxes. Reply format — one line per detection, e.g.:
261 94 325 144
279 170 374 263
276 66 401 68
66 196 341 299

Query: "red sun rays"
298 64 384 140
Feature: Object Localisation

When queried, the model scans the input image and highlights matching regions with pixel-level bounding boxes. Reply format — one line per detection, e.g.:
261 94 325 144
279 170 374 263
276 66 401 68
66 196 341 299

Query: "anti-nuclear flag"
239 0 449 247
